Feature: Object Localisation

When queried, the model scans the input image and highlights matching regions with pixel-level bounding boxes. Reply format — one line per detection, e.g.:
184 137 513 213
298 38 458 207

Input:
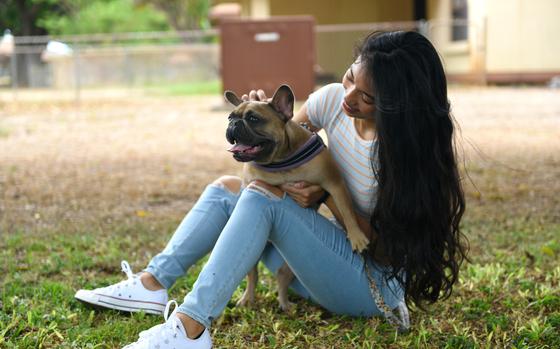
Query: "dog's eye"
247 115 260 123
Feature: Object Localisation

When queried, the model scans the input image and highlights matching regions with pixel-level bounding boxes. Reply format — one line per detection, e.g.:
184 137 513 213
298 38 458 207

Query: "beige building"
214 0 560 84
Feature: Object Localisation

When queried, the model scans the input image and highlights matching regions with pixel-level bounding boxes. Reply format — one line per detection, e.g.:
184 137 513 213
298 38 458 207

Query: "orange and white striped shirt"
306 83 378 218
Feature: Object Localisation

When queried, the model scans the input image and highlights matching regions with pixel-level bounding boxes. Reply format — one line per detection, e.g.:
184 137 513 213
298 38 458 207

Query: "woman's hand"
280 181 325 208
241 89 271 102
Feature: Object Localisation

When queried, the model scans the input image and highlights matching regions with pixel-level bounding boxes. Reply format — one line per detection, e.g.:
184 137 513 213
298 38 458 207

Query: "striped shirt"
306 83 378 218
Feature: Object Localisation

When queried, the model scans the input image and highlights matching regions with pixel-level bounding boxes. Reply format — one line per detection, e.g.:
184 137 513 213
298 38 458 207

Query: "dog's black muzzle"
226 121 264 147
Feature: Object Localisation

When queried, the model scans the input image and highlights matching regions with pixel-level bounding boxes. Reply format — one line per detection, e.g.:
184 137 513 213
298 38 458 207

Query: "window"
452 0 468 41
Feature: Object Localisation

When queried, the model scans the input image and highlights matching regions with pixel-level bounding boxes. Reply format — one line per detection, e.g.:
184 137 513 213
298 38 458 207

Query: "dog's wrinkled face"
225 85 294 163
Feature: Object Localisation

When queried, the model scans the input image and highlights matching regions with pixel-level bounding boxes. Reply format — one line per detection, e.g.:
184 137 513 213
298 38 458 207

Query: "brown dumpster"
220 16 315 101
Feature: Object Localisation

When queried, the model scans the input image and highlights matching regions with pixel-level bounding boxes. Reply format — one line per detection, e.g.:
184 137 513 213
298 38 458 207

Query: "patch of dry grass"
1 95 235 233
2 87 558 234
452 88 560 229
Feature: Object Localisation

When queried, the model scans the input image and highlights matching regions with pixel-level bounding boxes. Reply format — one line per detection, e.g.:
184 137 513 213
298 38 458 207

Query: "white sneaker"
75 260 168 315
396 301 410 332
123 300 212 349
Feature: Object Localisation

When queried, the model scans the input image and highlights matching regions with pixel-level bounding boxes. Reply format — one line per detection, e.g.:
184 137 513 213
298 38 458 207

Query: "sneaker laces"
121 260 135 279
99 260 138 294
136 300 179 341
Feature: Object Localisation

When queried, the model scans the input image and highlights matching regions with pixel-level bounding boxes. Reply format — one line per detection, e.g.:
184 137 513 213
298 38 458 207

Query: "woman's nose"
344 86 358 105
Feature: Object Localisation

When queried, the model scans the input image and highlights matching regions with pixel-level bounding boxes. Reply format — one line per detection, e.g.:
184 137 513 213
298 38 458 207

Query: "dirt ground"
1 86 559 235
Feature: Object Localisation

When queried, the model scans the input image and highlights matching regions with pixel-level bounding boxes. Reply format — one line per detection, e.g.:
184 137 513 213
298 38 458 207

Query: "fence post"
73 46 81 105
10 46 18 102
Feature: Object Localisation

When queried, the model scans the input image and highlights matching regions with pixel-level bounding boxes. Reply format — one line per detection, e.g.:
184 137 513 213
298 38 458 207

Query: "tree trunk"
13 0 43 87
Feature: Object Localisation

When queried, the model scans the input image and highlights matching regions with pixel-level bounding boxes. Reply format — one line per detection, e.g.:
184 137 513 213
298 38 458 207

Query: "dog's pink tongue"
228 143 254 153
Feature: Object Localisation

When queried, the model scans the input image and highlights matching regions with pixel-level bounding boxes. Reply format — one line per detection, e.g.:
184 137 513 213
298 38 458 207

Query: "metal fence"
0 19 483 102
1 29 221 102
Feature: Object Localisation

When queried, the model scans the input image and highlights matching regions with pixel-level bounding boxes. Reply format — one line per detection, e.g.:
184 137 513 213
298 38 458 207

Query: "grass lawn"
1 87 559 348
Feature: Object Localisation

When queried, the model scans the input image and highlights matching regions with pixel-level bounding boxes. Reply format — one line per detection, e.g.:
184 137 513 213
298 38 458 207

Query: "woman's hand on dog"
280 181 325 208
242 89 271 103
248 180 325 208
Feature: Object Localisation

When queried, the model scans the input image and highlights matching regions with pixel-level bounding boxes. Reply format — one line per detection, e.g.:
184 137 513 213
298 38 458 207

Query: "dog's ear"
270 85 294 121
224 90 243 106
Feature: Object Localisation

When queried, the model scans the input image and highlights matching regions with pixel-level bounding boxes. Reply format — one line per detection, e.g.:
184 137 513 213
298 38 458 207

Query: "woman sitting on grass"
75 31 468 349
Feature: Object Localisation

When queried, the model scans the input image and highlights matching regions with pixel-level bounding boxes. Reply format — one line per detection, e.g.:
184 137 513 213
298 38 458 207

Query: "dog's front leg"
276 262 295 312
322 180 370 252
236 265 258 307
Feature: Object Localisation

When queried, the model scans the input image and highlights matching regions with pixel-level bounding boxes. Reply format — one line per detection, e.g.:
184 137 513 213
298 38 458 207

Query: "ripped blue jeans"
145 183 403 328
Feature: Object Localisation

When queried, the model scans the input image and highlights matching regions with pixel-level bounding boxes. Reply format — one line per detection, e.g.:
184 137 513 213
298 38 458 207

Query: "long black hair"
360 31 468 309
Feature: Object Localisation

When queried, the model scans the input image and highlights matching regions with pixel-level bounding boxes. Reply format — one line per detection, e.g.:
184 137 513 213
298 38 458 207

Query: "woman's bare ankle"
139 272 165 291
176 312 205 339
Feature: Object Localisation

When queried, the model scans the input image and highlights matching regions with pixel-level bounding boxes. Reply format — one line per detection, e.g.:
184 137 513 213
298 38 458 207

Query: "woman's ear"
224 90 243 106
270 85 295 121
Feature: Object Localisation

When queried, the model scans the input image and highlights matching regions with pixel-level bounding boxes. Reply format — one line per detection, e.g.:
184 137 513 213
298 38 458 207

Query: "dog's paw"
236 292 254 308
349 233 370 252
279 300 295 313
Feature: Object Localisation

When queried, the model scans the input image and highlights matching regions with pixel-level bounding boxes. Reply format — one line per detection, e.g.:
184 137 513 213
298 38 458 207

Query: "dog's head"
224 85 295 163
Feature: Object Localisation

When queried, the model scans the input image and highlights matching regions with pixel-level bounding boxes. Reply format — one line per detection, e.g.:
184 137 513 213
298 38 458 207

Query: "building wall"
216 0 560 83
485 0 560 74
270 0 413 24
274 0 415 83
428 0 560 82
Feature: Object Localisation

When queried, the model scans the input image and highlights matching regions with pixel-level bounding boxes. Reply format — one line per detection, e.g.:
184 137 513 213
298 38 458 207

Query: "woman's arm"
292 103 321 133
